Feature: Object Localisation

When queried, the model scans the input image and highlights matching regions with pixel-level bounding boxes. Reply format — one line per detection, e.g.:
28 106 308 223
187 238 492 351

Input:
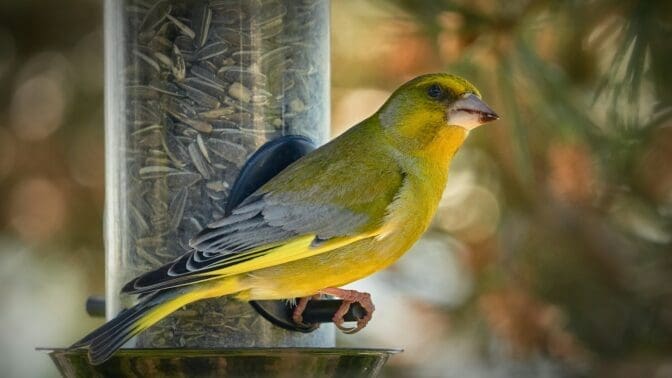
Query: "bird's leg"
292 294 321 330
318 288 375 334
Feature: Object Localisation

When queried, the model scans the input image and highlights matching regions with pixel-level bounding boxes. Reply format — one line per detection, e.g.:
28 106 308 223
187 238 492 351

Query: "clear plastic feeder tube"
104 0 332 348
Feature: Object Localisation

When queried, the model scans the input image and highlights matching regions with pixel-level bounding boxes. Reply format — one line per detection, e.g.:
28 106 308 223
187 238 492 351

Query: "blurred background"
0 0 671 377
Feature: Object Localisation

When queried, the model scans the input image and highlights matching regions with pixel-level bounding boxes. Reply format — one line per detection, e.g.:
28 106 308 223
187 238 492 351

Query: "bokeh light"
9 53 71 141
8 177 68 243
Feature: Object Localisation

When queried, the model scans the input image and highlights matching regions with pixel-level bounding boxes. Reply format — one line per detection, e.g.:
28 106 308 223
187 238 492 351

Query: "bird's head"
377 73 498 152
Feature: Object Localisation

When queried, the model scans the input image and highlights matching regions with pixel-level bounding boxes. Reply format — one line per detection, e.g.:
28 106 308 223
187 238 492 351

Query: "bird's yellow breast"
238 126 468 300
241 166 456 299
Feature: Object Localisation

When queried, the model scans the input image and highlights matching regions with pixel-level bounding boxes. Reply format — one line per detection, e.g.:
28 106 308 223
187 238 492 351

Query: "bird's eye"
427 84 443 99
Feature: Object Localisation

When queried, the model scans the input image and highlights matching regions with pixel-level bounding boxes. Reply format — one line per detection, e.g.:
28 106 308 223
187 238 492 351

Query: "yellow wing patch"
136 277 241 330
200 228 382 279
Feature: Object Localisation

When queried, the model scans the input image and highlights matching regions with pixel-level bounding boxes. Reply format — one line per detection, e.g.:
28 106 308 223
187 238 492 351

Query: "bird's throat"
422 126 468 163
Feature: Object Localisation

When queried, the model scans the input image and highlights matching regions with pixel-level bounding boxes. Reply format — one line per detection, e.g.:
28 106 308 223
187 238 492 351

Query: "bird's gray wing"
122 142 404 294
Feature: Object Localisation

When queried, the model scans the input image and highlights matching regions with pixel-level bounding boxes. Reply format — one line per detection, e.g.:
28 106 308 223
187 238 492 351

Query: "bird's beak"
447 93 499 130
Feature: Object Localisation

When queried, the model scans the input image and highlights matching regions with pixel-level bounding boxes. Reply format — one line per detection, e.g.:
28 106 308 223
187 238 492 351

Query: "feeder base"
41 347 401 378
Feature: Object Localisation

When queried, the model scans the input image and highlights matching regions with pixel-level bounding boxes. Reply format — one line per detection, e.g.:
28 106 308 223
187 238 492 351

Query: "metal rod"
302 300 367 323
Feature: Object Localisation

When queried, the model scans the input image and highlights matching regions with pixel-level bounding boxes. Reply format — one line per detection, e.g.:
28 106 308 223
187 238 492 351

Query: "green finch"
72 73 498 364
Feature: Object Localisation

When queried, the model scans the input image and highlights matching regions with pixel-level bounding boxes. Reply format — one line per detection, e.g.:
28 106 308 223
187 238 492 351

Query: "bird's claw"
291 295 320 331
335 321 359 334
321 288 375 334
292 289 375 333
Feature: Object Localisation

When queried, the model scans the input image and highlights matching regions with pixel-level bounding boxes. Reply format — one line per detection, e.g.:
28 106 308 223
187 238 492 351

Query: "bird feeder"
45 0 398 376
104 0 333 350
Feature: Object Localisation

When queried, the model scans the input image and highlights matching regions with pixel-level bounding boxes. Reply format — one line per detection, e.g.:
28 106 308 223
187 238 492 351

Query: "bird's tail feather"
71 278 241 365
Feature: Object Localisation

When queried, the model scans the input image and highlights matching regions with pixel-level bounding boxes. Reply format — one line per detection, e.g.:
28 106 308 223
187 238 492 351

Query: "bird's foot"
291 295 321 330
319 287 375 334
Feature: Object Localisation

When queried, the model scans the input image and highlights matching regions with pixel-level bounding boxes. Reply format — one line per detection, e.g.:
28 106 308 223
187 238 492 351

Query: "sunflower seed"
148 35 173 52
260 46 290 67
206 180 229 192
166 171 201 188
231 50 256 65
130 204 150 233
141 1 172 32
196 134 211 163
166 14 196 39
173 35 195 54
153 51 173 67
207 138 247 166
184 118 213 134
182 83 220 108
145 157 173 166
188 141 211 179
133 49 161 72
171 44 186 81
131 123 163 136
192 2 212 47
199 106 235 119
213 27 252 48
206 186 227 200
217 66 266 87
228 82 251 103
140 165 178 179
148 80 183 96
169 188 189 229
195 41 229 61
182 77 226 99
190 64 226 87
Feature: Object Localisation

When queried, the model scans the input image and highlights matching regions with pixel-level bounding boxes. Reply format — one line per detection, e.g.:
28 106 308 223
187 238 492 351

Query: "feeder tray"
43 347 401 378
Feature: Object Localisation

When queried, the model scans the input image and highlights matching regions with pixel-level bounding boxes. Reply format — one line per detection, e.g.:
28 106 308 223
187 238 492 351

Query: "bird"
71 73 498 364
